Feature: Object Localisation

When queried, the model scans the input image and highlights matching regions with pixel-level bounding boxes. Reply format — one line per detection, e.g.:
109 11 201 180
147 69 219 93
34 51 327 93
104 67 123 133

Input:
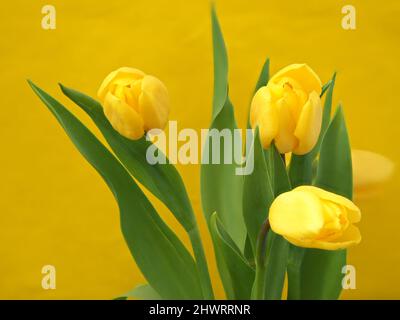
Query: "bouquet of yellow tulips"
28 7 361 300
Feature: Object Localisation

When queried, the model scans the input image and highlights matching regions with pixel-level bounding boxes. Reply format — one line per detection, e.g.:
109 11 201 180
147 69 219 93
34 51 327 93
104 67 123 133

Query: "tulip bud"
97 67 170 140
250 64 322 154
269 186 361 250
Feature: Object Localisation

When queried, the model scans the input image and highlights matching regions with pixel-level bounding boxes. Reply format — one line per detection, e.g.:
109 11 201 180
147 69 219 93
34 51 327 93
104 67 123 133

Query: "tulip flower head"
250 64 322 154
97 67 170 140
269 186 361 250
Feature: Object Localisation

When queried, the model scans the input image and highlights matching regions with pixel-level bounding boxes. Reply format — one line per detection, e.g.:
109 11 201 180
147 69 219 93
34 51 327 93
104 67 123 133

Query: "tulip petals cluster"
250 64 323 154
269 186 361 250
97 67 170 140
96 65 363 252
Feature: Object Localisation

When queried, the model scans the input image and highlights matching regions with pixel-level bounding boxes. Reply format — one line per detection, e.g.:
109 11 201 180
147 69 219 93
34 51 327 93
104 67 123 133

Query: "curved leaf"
288 153 314 187
209 213 254 299
298 106 352 299
60 85 214 299
309 72 337 160
60 85 196 232
315 106 352 198
264 143 291 196
117 284 162 300
243 128 274 252
211 5 228 120
252 228 290 300
254 58 270 93
201 7 245 250
29 81 203 299
250 143 291 300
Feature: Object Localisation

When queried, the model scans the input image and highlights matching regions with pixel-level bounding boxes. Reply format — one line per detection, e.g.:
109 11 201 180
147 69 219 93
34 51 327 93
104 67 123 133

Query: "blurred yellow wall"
0 0 399 299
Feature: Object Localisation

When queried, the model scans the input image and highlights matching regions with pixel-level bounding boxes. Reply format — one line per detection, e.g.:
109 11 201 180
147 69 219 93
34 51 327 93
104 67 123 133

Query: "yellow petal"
293 91 322 155
270 64 322 95
97 67 145 101
123 85 140 112
285 224 361 250
250 86 269 128
269 190 325 240
138 75 170 130
294 186 361 223
103 92 144 140
352 149 395 197
274 98 298 153
250 87 279 149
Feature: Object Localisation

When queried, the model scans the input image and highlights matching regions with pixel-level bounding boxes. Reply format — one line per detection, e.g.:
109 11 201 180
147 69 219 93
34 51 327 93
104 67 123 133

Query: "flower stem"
188 225 214 299
252 219 271 299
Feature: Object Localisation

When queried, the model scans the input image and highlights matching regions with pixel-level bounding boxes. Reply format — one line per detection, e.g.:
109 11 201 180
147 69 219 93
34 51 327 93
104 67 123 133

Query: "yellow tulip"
97 67 170 140
269 186 361 250
250 64 322 154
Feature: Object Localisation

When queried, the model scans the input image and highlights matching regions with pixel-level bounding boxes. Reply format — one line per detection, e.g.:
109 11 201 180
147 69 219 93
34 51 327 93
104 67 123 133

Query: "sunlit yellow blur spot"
352 149 395 198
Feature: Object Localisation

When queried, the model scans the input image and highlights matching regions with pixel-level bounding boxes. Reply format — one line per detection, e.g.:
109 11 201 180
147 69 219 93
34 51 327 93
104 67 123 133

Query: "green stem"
252 265 266 299
287 262 301 299
287 245 306 300
252 219 270 300
188 226 214 300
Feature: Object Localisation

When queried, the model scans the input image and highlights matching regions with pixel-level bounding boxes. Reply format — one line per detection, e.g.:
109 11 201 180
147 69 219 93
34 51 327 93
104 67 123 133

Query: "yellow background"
0 0 399 299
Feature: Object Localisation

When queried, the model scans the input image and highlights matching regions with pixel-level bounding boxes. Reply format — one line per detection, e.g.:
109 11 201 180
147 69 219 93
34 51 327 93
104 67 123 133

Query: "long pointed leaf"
60 85 196 232
60 85 214 299
298 106 352 299
201 7 246 250
210 213 254 299
243 128 274 252
117 284 162 300
29 81 203 299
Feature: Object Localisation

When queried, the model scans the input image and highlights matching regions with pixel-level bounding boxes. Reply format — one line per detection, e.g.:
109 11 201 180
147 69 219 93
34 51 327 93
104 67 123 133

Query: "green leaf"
242 59 271 265
252 229 289 300
297 106 352 299
209 213 254 300
264 144 291 196
263 231 290 300
29 81 203 300
288 153 314 188
211 5 228 120
117 284 162 300
286 244 306 300
201 7 246 250
243 235 254 266
309 72 336 160
201 100 246 249
243 128 274 252
60 85 196 232
315 105 352 198
320 79 332 97
249 143 291 300
254 58 270 93
247 58 270 128
60 85 214 299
